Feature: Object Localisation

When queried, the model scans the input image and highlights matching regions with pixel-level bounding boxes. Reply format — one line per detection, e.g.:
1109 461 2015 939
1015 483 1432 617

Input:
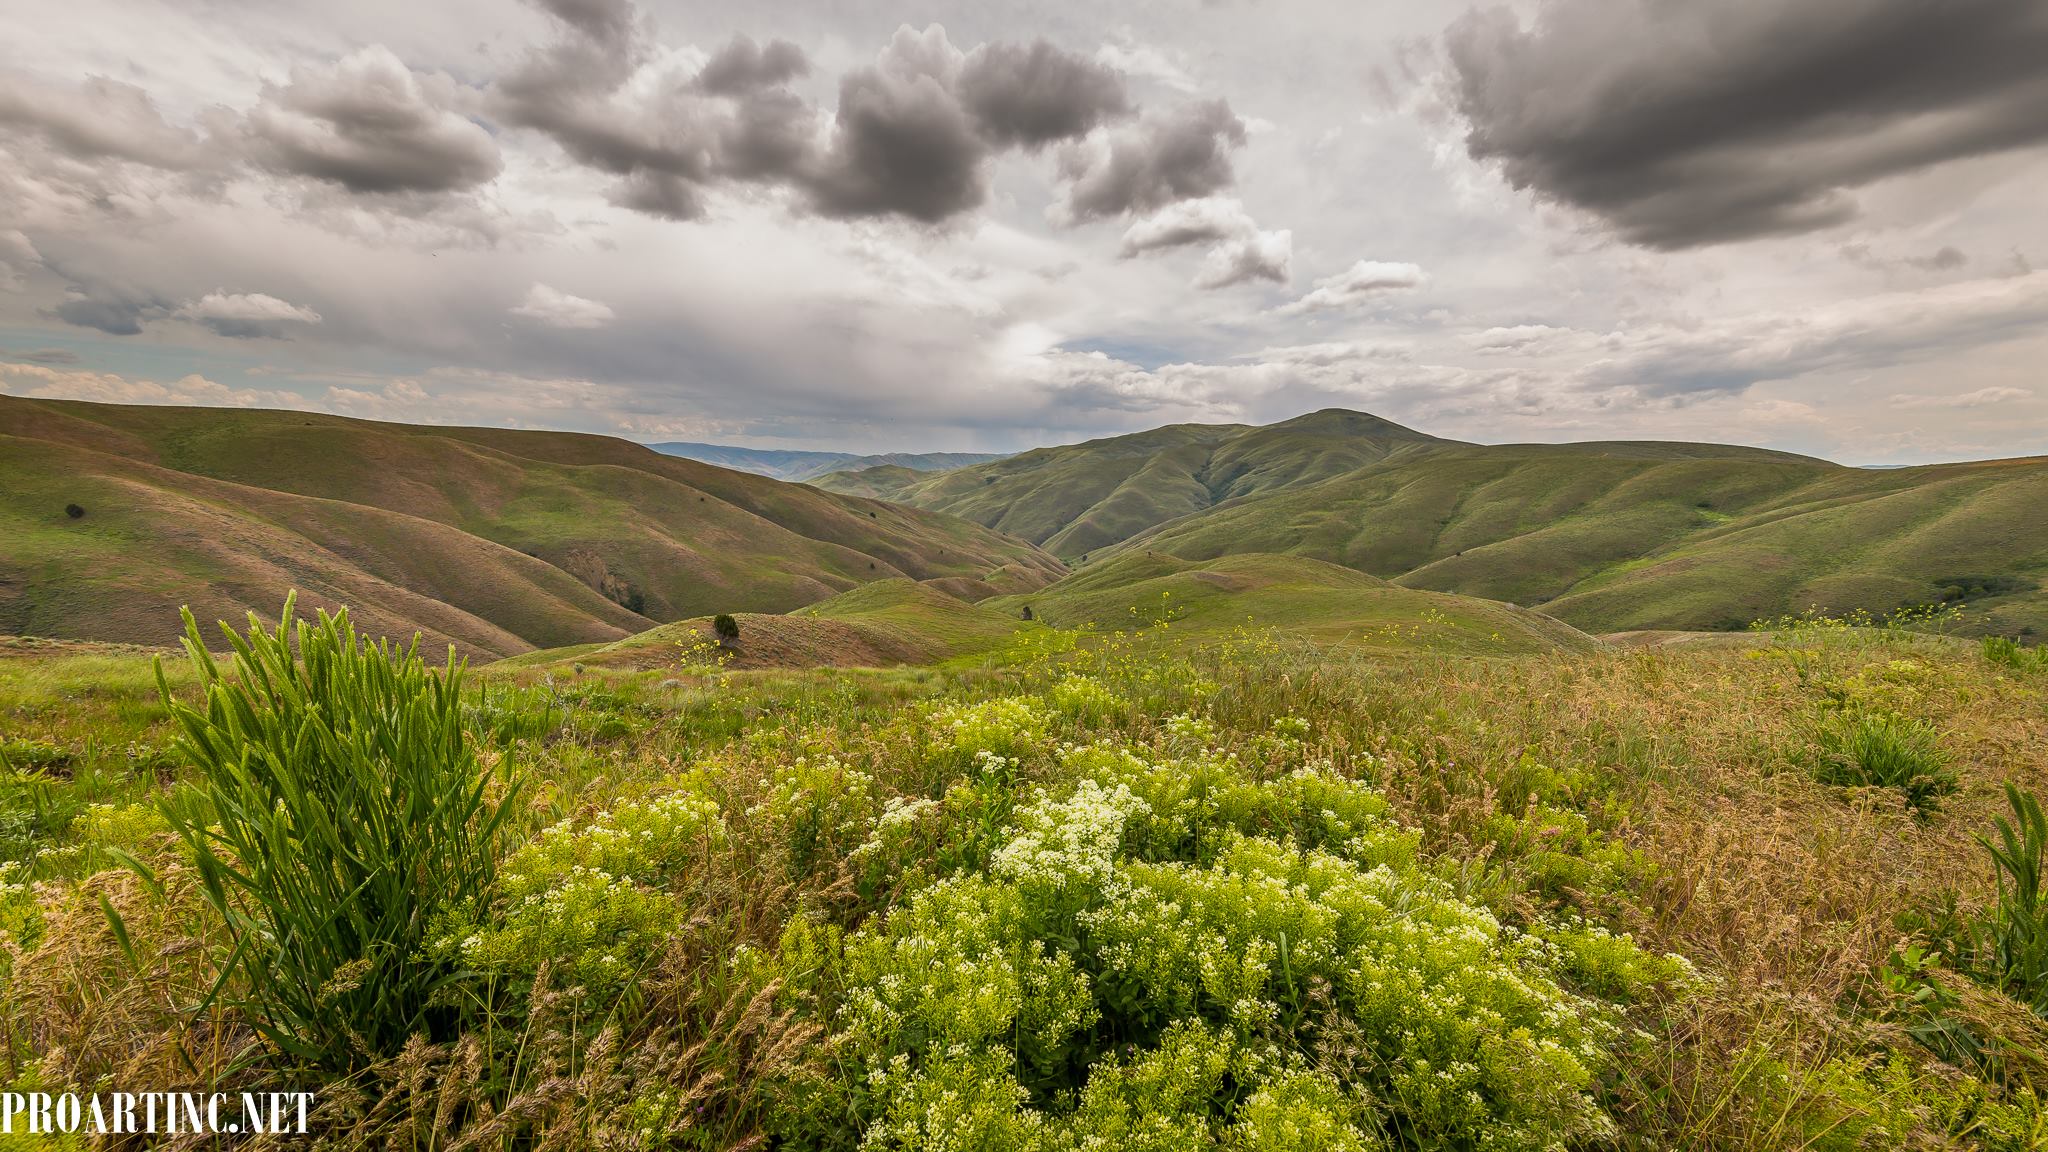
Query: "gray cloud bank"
1446 0 2048 247
495 0 1225 227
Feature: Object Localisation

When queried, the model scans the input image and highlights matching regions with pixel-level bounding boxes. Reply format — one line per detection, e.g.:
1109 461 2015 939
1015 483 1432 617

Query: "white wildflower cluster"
1162 712 1219 749
1270 715 1311 741
751 756 874 822
500 787 724 903
992 780 1150 903
848 795 940 866
750 755 878 875
28 802 172 876
459 864 679 991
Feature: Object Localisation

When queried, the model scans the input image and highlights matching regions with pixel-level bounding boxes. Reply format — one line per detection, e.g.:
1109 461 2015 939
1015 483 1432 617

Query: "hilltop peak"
1262 408 1442 441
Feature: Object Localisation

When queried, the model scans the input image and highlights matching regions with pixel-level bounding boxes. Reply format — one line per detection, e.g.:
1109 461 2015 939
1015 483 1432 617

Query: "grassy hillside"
989 551 1597 656
502 579 1032 672
827 403 2046 635
498 551 1593 672
0 396 1062 658
815 409 1444 559
1122 444 2048 636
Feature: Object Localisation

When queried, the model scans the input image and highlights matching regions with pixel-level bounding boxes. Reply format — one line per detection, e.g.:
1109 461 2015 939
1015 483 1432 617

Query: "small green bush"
927 695 1048 769
714 613 741 645
1808 710 1956 812
156 594 522 1068
1983 635 2048 673
442 783 723 994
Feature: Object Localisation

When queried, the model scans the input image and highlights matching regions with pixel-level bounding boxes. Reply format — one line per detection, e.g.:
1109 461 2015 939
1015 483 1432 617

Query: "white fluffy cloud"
510 283 617 328
1118 198 1290 289
1276 260 1427 315
176 291 323 338
0 361 306 408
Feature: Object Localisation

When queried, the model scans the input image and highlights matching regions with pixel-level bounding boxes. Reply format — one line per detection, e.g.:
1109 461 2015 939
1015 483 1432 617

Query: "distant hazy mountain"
647 441 1007 483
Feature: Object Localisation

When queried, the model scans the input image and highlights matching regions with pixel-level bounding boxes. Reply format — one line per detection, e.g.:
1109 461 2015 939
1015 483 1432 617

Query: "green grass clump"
1807 709 1957 812
1973 785 2048 1016
1983 635 2048 673
155 595 523 1069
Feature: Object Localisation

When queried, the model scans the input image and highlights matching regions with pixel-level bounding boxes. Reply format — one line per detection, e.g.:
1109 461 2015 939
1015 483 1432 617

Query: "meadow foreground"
2 612 2046 1149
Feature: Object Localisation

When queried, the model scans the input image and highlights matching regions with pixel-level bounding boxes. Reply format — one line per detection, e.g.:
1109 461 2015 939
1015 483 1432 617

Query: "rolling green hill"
825 407 2048 636
0 397 1063 658
1119 445 2048 636
500 555 1595 672
988 552 1597 656
815 410 1447 559
500 578 1034 671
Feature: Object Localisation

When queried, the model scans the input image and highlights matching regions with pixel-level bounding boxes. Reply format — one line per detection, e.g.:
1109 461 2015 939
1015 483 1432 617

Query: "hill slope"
818 409 1445 558
502 579 1031 672
824 405 2048 635
0 397 1062 658
989 552 1597 656
1119 444 2048 636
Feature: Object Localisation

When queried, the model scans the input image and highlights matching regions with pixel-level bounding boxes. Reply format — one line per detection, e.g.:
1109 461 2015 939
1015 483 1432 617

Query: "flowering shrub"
447 784 723 992
927 696 1048 768
1046 674 1123 725
751 755 878 878
789 760 1682 1149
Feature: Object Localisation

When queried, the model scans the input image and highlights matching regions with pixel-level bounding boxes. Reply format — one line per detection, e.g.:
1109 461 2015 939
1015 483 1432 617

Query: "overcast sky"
3 0 2045 463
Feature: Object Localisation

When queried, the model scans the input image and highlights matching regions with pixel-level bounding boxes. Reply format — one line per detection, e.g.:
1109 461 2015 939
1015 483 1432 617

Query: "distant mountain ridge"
648 441 1007 483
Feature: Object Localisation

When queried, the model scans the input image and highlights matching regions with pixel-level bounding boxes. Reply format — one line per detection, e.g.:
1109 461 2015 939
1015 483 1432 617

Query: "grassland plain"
820 408 2048 638
0 396 1064 660
3 598 2047 1149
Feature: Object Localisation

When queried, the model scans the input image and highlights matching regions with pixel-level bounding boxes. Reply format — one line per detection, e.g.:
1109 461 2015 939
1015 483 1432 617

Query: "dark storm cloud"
496 4 820 219
807 29 1139 221
958 40 1132 148
244 46 502 193
499 5 1158 226
534 0 638 47
1444 0 2048 248
48 294 153 336
695 37 809 97
1055 99 1246 222
0 74 205 170
805 27 987 222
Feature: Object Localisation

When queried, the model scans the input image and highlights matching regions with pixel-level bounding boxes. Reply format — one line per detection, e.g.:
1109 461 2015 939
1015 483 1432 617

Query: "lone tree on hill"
713 614 740 646
65 503 85 519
